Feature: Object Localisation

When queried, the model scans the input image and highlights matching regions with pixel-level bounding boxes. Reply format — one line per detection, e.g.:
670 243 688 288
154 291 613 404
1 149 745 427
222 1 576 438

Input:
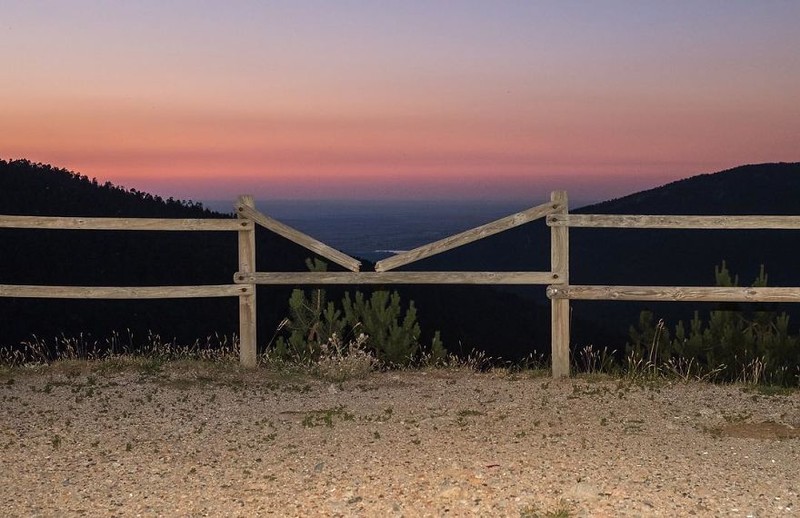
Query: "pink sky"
2 2 799 201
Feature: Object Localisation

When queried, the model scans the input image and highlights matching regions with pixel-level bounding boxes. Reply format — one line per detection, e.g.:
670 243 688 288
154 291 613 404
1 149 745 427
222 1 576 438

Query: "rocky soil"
1 362 798 517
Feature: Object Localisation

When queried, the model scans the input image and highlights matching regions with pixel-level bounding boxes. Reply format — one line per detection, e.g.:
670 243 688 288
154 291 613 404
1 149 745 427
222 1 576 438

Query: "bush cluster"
269 259 446 368
628 261 800 386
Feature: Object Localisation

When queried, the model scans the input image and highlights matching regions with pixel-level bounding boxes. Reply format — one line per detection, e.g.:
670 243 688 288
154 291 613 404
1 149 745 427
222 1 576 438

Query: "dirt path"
1 364 798 516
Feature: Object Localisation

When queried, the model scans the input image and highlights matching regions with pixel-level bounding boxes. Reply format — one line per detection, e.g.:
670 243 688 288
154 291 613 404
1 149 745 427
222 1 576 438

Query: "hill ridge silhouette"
583 162 800 215
0 159 216 218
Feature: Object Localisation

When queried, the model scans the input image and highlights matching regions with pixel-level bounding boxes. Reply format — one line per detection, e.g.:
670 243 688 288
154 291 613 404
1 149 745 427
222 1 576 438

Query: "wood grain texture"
549 191 570 378
374 200 560 272
235 271 556 285
235 203 361 272
547 214 800 229
0 215 248 231
546 285 800 303
237 196 258 368
0 284 248 299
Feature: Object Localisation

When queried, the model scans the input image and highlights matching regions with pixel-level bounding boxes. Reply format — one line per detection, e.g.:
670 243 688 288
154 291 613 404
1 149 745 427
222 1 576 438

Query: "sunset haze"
3 1 799 201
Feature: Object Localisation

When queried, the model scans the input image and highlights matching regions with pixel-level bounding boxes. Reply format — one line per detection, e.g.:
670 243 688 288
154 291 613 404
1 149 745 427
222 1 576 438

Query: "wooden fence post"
237 195 257 368
550 191 570 377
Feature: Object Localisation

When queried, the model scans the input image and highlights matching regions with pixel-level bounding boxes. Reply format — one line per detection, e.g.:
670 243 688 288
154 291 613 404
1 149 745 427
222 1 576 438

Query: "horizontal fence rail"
547 214 800 230
0 284 250 299
546 285 800 303
236 271 557 285
0 215 250 231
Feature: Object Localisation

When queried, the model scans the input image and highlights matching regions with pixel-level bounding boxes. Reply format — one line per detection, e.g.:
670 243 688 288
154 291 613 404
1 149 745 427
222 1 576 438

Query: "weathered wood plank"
374 200 561 272
237 196 258 368
549 191 570 378
235 203 361 272
547 214 800 229
546 285 800 303
0 215 248 231
235 271 557 285
0 284 248 299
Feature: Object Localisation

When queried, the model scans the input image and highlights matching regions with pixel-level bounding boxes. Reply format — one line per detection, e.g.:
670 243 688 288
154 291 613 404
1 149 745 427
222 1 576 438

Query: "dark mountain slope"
571 162 800 285
0 159 213 217
567 162 800 342
587 162 800 215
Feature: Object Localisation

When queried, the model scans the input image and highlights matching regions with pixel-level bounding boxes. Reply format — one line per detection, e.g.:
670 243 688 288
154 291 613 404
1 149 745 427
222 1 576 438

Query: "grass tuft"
520 499 574 518
2 329 798 389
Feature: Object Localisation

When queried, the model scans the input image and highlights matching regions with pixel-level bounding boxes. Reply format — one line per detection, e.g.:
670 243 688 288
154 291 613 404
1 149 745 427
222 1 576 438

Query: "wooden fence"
232 194 564 371
4 191 800 377
544 210 800 376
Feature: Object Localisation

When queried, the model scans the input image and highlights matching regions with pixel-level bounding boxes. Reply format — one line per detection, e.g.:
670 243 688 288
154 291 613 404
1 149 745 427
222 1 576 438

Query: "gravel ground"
1 362 798 517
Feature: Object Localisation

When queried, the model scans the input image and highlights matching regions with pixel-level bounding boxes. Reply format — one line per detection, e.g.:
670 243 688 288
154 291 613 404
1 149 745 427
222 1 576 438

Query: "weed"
722 411 752 423
623 419 644 434
455 408 484 427
314 333 378 382
520 499 574 517
302 405 355 428
742 384 796 397
575 345 617 375
570 383 609 398
456 409 484 417
0 331 238 367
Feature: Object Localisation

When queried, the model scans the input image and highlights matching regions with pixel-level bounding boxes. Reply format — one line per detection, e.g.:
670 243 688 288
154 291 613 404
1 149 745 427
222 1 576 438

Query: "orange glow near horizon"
4 89 795 201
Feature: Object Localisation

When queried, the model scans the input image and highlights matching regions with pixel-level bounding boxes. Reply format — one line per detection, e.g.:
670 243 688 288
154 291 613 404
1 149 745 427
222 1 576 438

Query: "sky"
2 1 799 202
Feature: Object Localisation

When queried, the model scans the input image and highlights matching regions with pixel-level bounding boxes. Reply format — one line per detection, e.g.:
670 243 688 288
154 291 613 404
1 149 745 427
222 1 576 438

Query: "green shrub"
628 261 800 386
343 290 420 366
273 259 346 364
270 260 445 369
